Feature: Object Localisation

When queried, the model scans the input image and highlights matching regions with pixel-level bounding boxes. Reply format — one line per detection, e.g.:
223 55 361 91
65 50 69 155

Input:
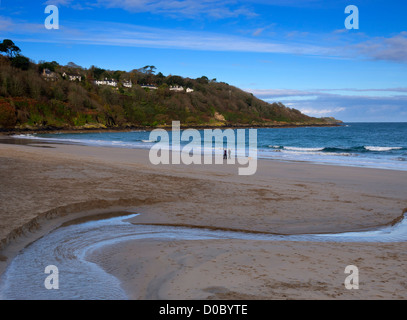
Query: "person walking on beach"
223 149 227 160
228 149 232 159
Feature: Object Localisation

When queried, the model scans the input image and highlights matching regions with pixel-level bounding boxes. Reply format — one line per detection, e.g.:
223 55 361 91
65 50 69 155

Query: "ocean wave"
267 146 354 154
12 134 38 139
12 134 84 144
11 134 149 149
364 146 403 152
266 145 405 154
284 146 325 152
267 145 325 152
280 150 354 157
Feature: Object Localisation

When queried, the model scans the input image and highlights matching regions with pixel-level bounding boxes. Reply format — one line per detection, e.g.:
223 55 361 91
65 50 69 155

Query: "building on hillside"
94 78 118 87
62 72 82 82
141 84 158 90
169 85 184 92
42 68 59 81
139 84 193 92
122 80 133 88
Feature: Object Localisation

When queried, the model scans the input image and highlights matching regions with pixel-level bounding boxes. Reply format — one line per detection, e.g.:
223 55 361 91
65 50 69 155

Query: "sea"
13 122 407 171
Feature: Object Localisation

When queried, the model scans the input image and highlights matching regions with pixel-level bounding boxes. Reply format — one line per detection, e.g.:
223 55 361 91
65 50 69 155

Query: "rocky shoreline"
0 122 343 135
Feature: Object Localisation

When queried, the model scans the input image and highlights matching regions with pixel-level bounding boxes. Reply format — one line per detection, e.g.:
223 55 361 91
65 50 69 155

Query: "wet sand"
0 139 406 299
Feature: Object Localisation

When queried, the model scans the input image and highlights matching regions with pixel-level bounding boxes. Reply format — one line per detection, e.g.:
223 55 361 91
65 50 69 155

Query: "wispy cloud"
0 16 13 31
354 32 407 64
115 0 256 18
44 0 74 6
298 107 346 116
44 0 258 19
4 17 339 57
244 0 327 8
4 6 407 65
43 0 332 17
318 88 407 93
246 87 407 121
252 27 266 37
247 87 407 98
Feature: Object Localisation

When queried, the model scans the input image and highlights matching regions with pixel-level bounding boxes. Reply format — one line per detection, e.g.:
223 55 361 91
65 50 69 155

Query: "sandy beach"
0 138 406 299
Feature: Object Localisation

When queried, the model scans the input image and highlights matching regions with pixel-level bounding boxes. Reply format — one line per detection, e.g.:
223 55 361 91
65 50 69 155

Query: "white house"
122 80 132 88
169 85 184 92
62 72 82 82
94 78 118 87
139 84 193 92
141 84 158 90
168 86 194 93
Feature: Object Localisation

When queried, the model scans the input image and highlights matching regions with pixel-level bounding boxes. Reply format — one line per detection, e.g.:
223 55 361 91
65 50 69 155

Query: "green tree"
11 55 30 70
196 76 209 84
138 65 156 75
0 39 21 58
155 72 165 85
91 66 106 80
167 75 185 87
38 61 59 72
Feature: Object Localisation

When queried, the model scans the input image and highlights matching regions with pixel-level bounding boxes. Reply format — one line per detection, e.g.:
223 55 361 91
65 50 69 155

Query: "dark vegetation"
0 39 341 131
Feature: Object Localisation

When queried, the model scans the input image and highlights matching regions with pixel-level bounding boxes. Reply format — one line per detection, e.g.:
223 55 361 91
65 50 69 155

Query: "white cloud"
4 7 407 65
252 27 266 36
4 17 335 57
246 88 407 99
0 16 13 31
245 87 407 121
299 107 346 116
354 32 407 63
51 0 257 19
246 88 315 97
44 0 74 6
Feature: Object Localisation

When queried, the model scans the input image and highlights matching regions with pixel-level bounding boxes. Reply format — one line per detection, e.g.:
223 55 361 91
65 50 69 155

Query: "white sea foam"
11 134 149 149
364 146 403 152
283 146 325 152
12 134 38 139
10 130 407 171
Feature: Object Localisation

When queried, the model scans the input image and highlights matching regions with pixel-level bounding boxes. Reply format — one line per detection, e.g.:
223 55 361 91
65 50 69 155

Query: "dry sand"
0 138 406 299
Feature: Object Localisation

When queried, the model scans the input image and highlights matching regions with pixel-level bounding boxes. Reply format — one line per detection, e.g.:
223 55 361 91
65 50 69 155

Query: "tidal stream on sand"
1 212 406 299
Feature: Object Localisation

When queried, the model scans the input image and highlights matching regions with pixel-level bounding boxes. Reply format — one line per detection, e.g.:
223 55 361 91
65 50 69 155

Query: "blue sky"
0 0 406 122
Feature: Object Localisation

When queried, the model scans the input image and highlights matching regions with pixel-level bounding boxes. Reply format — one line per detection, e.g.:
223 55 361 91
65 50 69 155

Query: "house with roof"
62 72 82 82
169 85 184 92
122 80 132 88
141 84 158 90
42 68 59 81
168 85 194 93
94 78 118 87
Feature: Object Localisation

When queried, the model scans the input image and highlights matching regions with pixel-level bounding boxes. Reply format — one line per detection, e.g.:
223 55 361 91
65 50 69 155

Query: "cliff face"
0 57 342 131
